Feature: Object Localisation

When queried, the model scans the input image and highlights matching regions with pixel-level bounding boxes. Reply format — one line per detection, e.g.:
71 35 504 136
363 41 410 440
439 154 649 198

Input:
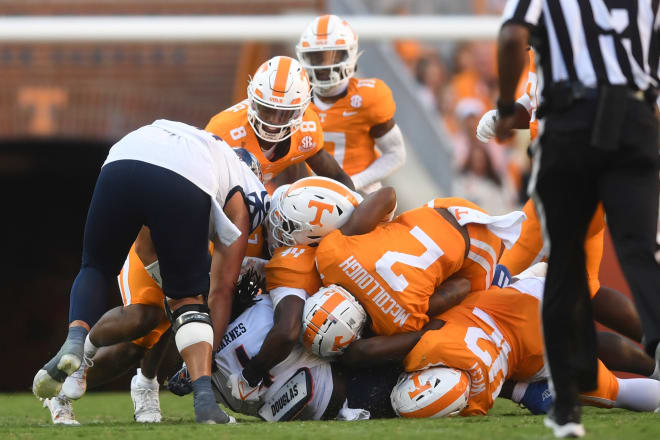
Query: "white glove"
476 109 498 143
227 372 265 402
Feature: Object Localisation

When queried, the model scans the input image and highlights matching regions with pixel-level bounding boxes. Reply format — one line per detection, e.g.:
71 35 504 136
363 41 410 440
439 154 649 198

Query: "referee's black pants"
531 97 660 406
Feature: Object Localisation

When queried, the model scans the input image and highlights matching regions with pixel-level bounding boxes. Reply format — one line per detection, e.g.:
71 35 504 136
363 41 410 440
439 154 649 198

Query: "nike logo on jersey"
342 111 358 117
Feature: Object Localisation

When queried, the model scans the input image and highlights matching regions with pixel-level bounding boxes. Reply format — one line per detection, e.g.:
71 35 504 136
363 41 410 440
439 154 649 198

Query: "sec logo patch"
299 136 316 152
350 95 363 108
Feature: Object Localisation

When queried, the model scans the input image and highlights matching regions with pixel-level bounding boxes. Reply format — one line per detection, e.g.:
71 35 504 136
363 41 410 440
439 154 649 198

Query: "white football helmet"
391 368 470 418
247 56 312 143
264 183 291 256
301 284 367 358
267 176 363 249
296 15 360 97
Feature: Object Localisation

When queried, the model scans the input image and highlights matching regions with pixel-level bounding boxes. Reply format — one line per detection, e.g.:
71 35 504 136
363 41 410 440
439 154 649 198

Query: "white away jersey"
104 119 269 234
212 295 332 420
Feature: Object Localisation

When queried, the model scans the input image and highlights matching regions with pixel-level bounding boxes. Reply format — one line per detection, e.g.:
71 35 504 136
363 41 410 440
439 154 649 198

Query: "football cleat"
33 327 87 398
520 380 553 415
131 374 162 423
61 354 93 400
43 395 80 425
544 404 585 438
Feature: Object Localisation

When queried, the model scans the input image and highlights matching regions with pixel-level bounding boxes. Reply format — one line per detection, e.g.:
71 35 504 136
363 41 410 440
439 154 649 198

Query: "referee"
495 0 660 437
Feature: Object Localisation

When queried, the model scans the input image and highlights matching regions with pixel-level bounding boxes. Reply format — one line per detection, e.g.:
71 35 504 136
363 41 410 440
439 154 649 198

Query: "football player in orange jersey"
296 15 406 194
314 197 525 336
341 273 660 420
205 56 354 191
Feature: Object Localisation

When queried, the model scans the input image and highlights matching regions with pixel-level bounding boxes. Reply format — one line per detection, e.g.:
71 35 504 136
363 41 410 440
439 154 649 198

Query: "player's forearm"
242 296 304 386
340 186 397 236
427 277 471 317
208 285 233 351
352 125 406 191
332 167 356 191
340 332 423 367
242 327 299 386
497 24 529 104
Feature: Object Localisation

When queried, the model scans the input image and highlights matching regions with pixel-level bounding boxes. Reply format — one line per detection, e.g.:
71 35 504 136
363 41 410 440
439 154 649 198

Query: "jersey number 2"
375 226 444 292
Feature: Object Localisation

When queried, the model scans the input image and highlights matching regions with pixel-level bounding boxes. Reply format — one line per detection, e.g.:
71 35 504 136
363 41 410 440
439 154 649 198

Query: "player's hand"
476 109 498 143
167 364 193 396
422 319 446 332
495 114 517 143
227 372 264 402
240 256 268 277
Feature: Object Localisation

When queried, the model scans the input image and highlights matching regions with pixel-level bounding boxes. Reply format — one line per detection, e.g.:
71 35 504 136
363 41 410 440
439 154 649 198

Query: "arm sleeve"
350 124 406 191
501 0 543 27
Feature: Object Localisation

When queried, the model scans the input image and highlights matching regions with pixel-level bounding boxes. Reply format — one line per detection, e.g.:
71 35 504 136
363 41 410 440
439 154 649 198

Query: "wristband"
497 99 516 117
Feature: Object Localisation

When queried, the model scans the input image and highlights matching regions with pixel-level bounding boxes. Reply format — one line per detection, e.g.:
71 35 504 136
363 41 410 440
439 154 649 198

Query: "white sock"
511 382 529 403
615 378 660 411
135 368 159 390
84 334 98 359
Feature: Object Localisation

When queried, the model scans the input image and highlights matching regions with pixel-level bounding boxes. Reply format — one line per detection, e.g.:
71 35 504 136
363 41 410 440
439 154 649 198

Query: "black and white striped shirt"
502 0 660 94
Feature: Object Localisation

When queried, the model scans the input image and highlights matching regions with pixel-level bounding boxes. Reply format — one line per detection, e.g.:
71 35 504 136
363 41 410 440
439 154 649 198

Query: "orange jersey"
499 199 604 297
525 51 540 140
427 198 505 292
205 100 324 182
266 245 321 296
311 77 396 176
315 199 494 336
404 278 620 416
118 231 268 348
117 244 170 349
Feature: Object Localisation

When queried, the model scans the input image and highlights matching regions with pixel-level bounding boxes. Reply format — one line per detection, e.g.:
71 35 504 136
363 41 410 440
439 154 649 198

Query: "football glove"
227 372 265 402
167 364 193 397
476 109 498 143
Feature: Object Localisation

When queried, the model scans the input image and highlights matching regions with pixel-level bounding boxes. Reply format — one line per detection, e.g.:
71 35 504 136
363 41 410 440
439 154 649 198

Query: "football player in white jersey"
168 269 400 421
33 120 269 424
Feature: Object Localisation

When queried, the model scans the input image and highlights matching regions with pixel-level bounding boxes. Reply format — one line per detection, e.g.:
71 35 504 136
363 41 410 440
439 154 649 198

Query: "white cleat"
43 396 80 425
62 355 93 400
33 354 82 399
544 415 585 438
131 375 162 423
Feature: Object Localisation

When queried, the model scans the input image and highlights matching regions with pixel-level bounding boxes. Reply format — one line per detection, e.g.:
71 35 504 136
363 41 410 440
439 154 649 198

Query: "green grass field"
1 392 658 440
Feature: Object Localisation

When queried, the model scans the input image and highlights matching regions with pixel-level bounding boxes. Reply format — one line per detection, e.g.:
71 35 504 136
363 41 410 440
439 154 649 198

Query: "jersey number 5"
375 226 444 292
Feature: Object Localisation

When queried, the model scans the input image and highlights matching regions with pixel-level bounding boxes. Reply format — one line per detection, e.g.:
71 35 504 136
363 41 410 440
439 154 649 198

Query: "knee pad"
167 303 214 352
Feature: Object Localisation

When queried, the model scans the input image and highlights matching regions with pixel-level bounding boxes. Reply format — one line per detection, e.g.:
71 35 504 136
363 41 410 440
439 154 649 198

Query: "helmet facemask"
297 49 357 97
246 94 307 143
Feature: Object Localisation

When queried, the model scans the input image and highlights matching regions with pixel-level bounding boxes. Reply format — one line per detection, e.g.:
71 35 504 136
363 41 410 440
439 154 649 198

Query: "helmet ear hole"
301 284 366 358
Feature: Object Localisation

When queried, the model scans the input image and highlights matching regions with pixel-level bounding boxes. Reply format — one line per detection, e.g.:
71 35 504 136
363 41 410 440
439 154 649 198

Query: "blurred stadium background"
1 0 641 392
